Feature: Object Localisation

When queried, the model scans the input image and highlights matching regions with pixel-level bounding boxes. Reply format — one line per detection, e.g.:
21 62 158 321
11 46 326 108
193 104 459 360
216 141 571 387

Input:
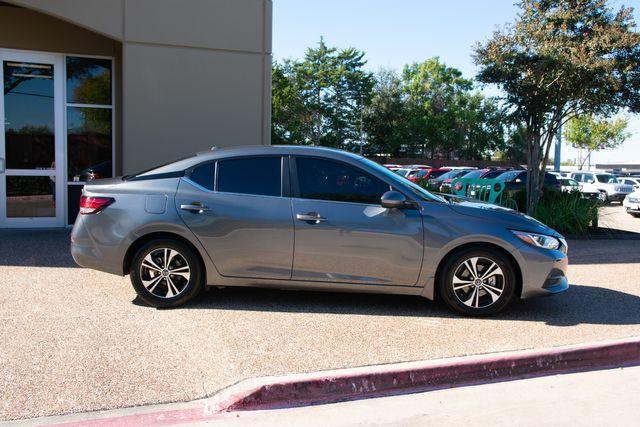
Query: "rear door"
176 156 294 280
290 156 423 286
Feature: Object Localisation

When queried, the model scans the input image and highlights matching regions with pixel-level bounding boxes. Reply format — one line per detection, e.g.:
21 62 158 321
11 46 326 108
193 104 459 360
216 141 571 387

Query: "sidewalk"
200 366 640 426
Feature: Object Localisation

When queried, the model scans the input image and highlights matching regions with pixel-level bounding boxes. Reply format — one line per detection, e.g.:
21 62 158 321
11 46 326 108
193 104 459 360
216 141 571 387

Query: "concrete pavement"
1 226 640 421
198 366 640 427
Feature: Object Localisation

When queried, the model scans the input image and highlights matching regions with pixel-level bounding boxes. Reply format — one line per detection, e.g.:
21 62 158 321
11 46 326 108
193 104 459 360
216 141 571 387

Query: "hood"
446 199 558 236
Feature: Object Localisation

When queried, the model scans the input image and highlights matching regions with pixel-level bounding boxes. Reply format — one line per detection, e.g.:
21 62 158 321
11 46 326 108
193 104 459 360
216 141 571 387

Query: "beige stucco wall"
2 0 273 174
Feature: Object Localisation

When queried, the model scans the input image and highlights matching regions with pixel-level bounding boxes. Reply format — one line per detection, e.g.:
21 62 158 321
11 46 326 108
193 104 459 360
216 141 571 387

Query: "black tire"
130 239 204 308
438 247 517 316
598 191 608 204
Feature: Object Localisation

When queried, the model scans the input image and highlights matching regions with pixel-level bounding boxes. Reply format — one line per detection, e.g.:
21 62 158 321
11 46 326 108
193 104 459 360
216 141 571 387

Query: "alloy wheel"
139 248 191 299
451 256 505 309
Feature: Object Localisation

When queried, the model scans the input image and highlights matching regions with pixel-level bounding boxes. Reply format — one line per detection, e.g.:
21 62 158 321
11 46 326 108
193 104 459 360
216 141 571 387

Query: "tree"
271 60 309 145
474 0 640 214
363 69 409 156
455 93 508 160
402 58 473 158
564 115 630 169
271 39 374 148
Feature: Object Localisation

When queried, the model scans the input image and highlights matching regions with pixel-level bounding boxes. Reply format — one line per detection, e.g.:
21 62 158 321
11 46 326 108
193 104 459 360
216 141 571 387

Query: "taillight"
455 182 463 191
79 195 114 214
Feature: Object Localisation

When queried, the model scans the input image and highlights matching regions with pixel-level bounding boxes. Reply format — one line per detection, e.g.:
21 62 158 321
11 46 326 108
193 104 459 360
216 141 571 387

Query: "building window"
65 56 113 182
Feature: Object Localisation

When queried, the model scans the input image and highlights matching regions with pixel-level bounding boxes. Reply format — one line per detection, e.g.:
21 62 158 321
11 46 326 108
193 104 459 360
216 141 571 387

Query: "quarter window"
217 157 281 197
189 162 215 191
295 157 390 204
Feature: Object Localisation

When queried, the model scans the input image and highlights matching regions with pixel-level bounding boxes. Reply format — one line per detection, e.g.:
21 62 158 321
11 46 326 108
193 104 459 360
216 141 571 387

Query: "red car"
411 167 452 184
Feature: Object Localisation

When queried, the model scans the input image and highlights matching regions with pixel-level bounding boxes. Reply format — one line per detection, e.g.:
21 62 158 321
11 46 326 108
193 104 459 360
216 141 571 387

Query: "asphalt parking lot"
1 207 639 421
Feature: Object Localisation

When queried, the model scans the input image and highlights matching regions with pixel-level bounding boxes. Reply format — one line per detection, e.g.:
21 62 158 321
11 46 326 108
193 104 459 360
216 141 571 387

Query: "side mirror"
381 190 408 209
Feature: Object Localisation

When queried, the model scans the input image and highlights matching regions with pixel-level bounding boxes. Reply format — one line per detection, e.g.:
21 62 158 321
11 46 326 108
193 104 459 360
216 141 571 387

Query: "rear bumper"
70 215 124 276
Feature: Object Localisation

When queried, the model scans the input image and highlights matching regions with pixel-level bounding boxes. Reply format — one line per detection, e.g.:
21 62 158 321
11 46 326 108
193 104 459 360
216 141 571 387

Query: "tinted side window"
189 162 215 190
295 157 390 204
217 157 281 197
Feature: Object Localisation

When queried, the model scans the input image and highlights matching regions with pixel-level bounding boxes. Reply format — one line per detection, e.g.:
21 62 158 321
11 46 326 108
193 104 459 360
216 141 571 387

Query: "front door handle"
180 203 209 214
296 212 327 224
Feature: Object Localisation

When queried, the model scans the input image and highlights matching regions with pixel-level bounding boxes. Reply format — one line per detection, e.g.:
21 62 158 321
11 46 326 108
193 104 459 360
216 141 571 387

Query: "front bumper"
623 198 640 213
512 242 569 299
609 192 630 202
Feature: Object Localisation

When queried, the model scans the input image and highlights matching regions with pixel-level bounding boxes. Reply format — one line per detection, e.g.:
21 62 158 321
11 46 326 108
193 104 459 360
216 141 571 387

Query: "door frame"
0 49 65 228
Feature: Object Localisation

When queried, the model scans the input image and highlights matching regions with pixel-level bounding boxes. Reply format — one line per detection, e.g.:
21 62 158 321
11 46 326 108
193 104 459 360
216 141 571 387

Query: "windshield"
596 174 618 184
496 170 521 181
360 158 445 203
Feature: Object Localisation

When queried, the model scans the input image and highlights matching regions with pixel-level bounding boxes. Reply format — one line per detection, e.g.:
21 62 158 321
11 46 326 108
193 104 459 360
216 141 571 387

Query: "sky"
273 0 640 167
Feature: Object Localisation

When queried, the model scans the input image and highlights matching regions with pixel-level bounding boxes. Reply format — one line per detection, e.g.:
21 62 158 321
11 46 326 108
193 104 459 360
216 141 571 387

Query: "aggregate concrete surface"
1 207 639 421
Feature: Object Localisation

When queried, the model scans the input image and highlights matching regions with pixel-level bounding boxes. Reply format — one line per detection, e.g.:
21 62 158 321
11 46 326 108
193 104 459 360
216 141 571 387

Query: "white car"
623 190 640 218
618 177 640 190
571 172 634 203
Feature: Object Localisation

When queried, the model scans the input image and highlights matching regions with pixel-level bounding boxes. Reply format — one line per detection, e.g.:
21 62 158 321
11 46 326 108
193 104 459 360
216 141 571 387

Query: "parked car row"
385 164 635 203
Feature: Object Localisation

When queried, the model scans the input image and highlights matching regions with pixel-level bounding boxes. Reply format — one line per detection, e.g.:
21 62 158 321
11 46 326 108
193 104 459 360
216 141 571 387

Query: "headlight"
511 230 560 250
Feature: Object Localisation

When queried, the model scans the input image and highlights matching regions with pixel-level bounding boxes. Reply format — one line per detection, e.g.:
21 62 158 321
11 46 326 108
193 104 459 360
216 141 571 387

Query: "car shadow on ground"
134 282 640 327
0 229 79 268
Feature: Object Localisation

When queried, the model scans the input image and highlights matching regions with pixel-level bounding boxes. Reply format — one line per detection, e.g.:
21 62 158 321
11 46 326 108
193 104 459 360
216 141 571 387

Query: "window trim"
290 155 394 206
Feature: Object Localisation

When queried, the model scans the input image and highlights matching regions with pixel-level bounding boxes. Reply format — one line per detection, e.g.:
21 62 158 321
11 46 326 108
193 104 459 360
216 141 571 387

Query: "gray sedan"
71 146 568 316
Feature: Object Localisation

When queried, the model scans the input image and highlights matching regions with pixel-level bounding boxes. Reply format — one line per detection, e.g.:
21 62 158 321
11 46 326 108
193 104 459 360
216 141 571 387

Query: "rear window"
483 170 507 179
217 156 282 197
429 170 450 179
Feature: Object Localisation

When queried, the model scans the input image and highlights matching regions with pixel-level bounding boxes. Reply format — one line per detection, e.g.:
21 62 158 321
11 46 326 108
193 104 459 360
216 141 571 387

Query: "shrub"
532 190 599 235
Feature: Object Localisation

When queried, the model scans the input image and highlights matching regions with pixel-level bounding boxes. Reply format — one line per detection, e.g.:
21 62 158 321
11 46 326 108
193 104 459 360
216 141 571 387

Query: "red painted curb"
46 336 640 426
224 336 640 412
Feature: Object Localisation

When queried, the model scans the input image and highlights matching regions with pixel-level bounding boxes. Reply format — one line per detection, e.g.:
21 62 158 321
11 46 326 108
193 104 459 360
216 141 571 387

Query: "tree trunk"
526 130 542 216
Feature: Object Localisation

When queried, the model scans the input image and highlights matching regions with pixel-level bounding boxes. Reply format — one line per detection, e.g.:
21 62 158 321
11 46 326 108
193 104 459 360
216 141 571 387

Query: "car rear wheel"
130 239 204 308
438 248 517 316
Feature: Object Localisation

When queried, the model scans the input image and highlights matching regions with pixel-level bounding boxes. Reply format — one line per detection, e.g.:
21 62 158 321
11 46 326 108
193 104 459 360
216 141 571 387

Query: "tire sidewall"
438 248 516 316
130 239 203 308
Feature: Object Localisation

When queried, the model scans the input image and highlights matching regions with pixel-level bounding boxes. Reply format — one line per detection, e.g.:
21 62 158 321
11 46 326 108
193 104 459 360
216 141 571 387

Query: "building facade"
0 0 272 227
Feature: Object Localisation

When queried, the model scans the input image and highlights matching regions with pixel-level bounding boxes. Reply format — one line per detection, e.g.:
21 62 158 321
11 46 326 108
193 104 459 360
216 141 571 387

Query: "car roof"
136 145 364 176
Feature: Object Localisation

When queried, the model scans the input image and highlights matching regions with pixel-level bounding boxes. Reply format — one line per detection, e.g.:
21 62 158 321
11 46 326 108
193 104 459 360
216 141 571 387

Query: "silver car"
71 146 568 316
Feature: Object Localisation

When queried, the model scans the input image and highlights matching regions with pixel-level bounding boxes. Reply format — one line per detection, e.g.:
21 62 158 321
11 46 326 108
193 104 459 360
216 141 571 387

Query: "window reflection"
66 57 112 105
67 107 112 181
3 61 55 169
6 176 55 217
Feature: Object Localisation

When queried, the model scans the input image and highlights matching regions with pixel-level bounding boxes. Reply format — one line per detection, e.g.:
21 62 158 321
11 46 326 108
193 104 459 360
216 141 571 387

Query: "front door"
0 50 64 227
291 157 424 286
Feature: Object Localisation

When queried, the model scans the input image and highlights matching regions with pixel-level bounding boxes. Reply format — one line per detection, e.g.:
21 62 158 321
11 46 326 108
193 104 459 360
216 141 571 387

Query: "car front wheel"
130 239 204 308
438 248 517 316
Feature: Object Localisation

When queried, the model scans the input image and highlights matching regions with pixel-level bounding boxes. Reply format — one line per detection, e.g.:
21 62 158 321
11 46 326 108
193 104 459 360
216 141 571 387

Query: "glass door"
0 50 64 227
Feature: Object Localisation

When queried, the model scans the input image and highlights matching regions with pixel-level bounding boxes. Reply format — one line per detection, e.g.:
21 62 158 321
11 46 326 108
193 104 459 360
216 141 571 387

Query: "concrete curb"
35 336 640 426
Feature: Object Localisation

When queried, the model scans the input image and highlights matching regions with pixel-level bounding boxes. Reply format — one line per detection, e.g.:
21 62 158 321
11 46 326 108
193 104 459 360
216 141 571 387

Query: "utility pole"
554 124 562 172
359 94 364 155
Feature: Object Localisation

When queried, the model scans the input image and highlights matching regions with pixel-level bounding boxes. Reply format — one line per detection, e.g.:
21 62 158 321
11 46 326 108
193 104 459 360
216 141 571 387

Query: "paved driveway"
1 229 639 421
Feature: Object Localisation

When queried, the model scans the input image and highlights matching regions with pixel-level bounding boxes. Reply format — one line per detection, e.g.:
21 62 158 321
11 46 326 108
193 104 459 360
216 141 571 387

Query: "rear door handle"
296 212 326 223
180 203 209 214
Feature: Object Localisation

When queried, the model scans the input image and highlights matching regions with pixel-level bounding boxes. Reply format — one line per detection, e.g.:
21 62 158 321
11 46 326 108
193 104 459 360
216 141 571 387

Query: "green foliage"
271 38 374 148
533 190 599 235
362 69 409 156
273 50 509 158
564 114 630 169
474 0 640 214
